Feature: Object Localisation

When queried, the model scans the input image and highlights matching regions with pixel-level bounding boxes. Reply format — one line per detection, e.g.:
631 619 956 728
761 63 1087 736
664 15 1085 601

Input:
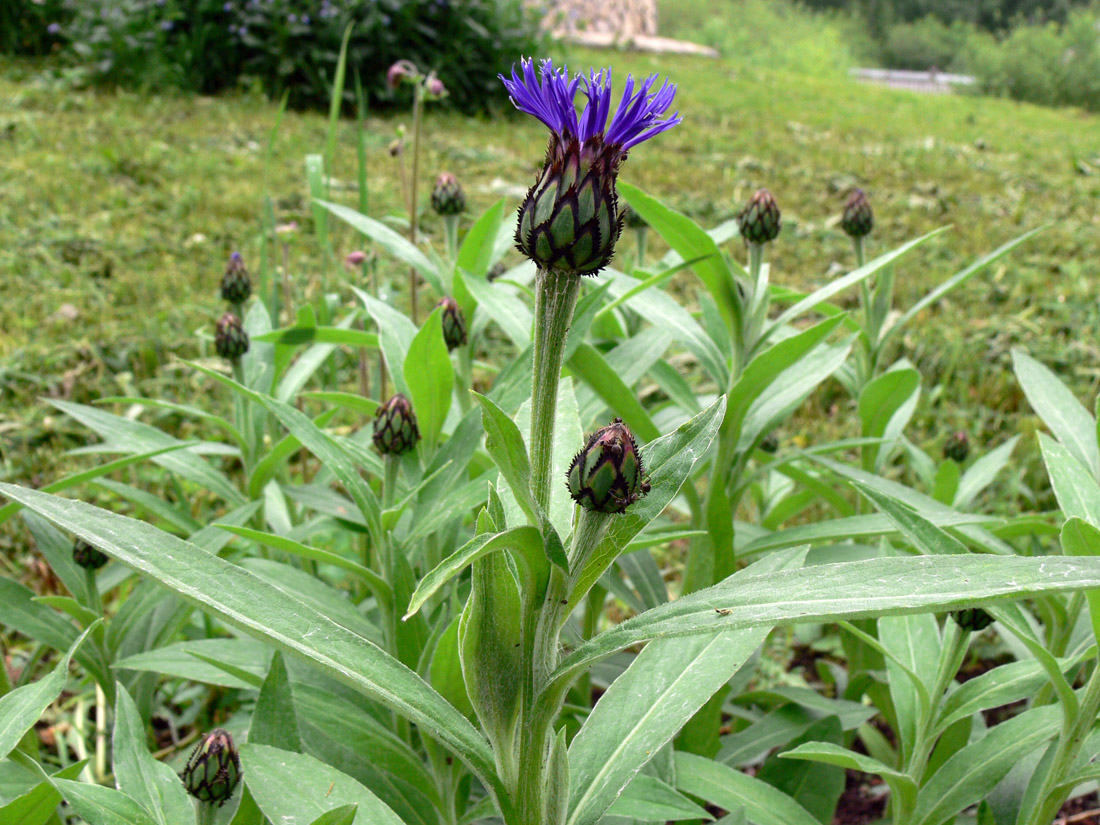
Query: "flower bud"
567 418 650 514
373 394 419 455
387 60 417 89
622 204 647 230
73 538 109 570
841 188 874 239
431 172 466 216
181 729 241 806
943 431 970 463
214 313 249 362
739 188 781 245
760 432 779 454
343 250 367 270
220 252 251 305
952 608 994 633
437 296 466 350
388 138 404 158
424 76 446 100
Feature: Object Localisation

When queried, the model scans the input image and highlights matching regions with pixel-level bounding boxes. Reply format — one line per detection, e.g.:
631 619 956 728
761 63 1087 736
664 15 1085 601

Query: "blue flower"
287 13 297 22
160 20 174 31
223 1 232 10
500 59 680 276
301 14 309 24
499 58 680 153
47 22 62 34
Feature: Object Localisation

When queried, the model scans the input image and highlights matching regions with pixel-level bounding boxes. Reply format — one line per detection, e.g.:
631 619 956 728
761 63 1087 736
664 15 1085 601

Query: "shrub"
877 15 979 70
30 0 544 114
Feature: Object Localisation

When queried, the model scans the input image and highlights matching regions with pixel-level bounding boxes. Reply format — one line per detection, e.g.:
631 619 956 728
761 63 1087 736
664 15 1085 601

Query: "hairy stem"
529 268 581 514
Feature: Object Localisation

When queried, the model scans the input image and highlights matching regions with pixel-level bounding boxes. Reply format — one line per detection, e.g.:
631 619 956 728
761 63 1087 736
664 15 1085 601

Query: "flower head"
436 296 467 350
841 188 874 239
500 58 680 276
73 538 109 570
431 172 465 216
373 394 419 455
220 251 251 306
344 250 367 269
181 729 241 806
567 418 650 514
738 188 781 245
215 313 249 362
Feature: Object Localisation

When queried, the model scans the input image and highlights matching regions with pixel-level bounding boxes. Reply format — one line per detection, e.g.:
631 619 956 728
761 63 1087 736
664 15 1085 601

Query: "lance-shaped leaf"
0 484 505 809
548 553 1100 692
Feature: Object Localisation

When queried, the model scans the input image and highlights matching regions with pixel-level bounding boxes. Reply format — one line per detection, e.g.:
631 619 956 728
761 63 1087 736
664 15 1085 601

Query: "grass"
2 41 1100 519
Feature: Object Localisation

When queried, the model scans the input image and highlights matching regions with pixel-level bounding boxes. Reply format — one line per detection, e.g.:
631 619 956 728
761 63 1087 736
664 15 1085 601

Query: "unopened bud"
952 608 994 633
841 189 874 239
215 313 249 362
431 172 466 216
943 431 970 463
387 60 417 89
73 538 108 570
437 296 467 350
425 76 446 99
220 252 251 305
738 188 781 245
181 729 241 806
373 394 419 455
567 418 650 514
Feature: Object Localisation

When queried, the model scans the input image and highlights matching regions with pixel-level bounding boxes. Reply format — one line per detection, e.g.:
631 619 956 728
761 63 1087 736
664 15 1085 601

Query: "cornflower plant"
5 56 1100 825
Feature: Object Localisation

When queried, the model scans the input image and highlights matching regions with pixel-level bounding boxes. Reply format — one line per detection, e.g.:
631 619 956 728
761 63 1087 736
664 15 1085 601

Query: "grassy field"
2 42 1099 512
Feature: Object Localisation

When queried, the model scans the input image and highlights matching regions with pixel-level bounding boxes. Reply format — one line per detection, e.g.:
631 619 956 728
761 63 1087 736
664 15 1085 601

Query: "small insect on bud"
73 538 109 570
943 430 970 463
220 251 251 305
436 296 467 350
952 608 994 633
431 172 466 217
181 729 241 807
373 394 420 455
567 418 651 514
214 313 249 362
738 188 781 245
840 188 874 239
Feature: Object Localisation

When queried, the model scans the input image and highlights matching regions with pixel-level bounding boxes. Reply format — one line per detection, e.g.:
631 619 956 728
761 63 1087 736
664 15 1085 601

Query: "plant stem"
409 86 424 324
194 801 217 825
443 214 461 264
1025 659 1100 825
95 681 107 782
456 346 473 413
529 268 581 514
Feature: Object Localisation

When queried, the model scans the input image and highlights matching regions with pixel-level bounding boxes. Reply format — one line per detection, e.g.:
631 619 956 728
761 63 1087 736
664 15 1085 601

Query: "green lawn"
2 46 1099 501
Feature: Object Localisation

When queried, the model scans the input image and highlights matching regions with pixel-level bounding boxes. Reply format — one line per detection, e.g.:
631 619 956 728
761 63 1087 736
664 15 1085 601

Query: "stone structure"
535 0 659 39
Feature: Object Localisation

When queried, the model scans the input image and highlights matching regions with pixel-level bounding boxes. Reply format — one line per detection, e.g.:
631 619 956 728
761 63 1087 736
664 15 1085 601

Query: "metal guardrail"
850 68 976 94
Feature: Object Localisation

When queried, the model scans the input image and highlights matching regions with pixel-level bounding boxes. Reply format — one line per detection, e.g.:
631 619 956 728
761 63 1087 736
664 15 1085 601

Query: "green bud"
622 203 647 230
567 418 650 514
431 172 466 216
372 394 419 455
436 296 467 351
952 608 994 633
181 729 241 807
214 313 249 362
220 252 251 305
738 188 781 245
841 188 874 239
72 538 109 570
516 134 623 277
943 430 970 463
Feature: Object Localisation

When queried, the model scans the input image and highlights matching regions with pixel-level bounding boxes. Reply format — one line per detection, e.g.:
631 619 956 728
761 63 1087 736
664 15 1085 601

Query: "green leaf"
243 743 405 825
1013 349 1099 478
858 368 920 472
0 484 503 802
52 780 159 825
354 287 419 397
1060 517 1100 643
571 397 726 608
567 342 660 441
309 805 360 825
782 741 914 786
853 482 970 556
765 227 949 342
755 717 845 825
457 198 507 279
473 393 539 525
49 399 244 505
551 553 1100 687
888 227 1045 347
618 182 740 334
0 761 84 825
567 550 805 825
114 639 273 689
880 613 939 760
605 774 711 822
0 624 95 761
459 270 533 348
674 752 820 825
318 199 442 292
913 704 1061 825
254 326 379 349
955 435 1020 510
302 391 380 419
251 651 301 751
112 684 193 825
405 527 542 619
404 306 453 450
1038 433 1100 527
